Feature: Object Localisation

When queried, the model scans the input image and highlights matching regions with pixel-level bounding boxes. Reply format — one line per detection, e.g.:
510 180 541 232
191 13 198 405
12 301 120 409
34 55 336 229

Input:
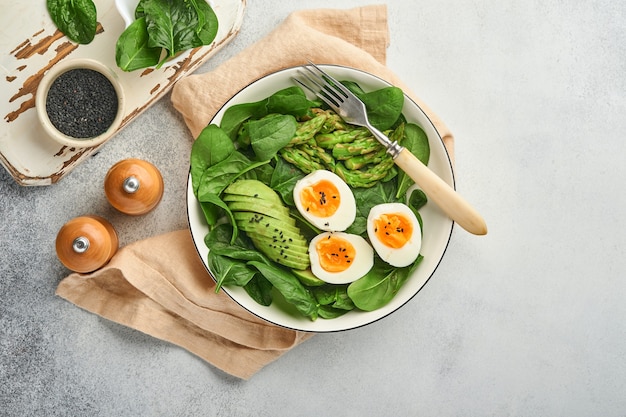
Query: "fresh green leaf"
190 124 236 195
207 251 256 290
197 192 237 239
115 17 162 72
142 0 213 66
248 261 319 320
347 257 422 311
205 223 269 264
124 0 218 71
248 114 298 161
270 157 305 206
47 0 97 44
220 87 317 139
244 275 273 306
194 0 219 44
395 123 430 199
196 151 253 200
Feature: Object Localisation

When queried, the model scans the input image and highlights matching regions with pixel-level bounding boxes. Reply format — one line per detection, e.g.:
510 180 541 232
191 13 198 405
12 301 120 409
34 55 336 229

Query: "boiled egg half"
309 232 374 284
367 203 422 267
293 170 356 231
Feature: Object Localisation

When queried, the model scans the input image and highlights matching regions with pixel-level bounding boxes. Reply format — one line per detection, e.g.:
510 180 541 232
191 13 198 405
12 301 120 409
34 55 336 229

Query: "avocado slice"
223 193 290 210
292 268 325 287
250 233 308 255
226 201 295 225
234 212 302 235
252 242 310 270
225 179 311 270
223 179 281 204
247 230 308 248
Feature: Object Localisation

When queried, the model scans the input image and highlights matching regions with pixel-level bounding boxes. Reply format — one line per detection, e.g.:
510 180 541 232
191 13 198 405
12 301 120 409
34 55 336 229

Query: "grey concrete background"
2 1 625 416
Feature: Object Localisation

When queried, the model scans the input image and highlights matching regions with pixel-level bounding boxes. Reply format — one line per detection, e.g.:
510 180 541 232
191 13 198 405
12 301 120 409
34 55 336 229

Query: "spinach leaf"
360 87 405 131
244 275 273 306
405 123 430 165
194 0 219 45
408 188 428 211
248 261 319 320
197 192 237 239
204 224 268 264
347 256 423 311
143 0 202 62
317 305 350 319
395 123 430 199
118 0 218 71
270 157 305 206
196 151 253 200
266 87 318 117
115 17 162 72
204 223 270 290
47 0 97 44
190 124 235 196
311 284 355 310
207 251 256 290
342 82 404 131
348 180 399 235
220 87 316 139
248 114 297 161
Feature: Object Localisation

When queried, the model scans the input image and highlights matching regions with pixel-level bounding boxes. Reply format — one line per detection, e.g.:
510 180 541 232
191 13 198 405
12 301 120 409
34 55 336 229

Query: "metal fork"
294 63 487 235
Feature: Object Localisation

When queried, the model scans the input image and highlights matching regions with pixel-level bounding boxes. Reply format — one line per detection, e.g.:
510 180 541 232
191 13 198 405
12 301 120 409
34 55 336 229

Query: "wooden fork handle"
394 148 488 235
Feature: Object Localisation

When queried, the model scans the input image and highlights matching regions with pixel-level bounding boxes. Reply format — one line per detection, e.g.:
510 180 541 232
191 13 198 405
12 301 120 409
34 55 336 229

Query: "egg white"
309 232 374 284
367 203 422 267
293 170 356 232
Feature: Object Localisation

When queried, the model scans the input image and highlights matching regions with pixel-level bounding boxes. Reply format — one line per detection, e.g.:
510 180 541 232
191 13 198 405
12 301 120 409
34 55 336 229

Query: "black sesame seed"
45 68 118 139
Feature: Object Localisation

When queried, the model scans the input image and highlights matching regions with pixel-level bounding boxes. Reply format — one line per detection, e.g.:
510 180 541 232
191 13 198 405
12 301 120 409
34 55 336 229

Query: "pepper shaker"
55 215 119 273
104 158 164 215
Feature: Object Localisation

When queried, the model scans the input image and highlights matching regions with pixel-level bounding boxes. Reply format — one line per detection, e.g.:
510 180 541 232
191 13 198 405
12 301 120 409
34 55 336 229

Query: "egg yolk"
300 179 341 218
315 234 356 273
373 213 413 249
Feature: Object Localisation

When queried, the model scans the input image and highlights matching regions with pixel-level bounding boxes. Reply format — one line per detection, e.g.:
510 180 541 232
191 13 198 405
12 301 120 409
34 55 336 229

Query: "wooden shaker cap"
55 215 119 273
104 158 164 215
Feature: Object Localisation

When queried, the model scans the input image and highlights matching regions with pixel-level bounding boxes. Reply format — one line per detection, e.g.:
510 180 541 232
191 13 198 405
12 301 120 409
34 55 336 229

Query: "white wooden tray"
0 0 245 186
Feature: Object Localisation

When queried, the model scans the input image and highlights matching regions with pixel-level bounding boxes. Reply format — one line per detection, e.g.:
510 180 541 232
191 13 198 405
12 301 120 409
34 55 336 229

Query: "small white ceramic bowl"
187 65 455 332
36 58 125 148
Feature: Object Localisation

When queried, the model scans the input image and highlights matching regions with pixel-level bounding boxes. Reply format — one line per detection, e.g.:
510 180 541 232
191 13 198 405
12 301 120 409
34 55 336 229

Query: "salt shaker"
104 158 164 215
55 215 119 273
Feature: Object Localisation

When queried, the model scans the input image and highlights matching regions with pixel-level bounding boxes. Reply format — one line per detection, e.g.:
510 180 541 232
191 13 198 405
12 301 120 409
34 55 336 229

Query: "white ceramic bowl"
36 58 125 148
187 65 455 332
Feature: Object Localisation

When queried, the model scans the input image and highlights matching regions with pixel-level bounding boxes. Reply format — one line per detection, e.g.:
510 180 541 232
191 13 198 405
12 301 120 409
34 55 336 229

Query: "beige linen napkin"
56 4 454 380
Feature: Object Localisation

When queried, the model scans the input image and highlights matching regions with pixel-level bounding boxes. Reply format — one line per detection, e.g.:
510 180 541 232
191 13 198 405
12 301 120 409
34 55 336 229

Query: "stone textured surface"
2 1 626 416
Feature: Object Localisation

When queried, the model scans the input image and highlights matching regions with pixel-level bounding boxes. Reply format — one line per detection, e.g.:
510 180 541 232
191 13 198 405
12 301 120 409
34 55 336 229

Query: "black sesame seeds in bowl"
36 58 125 148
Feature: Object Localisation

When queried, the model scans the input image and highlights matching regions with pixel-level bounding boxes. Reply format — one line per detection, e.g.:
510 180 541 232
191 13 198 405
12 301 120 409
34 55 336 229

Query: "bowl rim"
36 58 126 148
186 64 455 332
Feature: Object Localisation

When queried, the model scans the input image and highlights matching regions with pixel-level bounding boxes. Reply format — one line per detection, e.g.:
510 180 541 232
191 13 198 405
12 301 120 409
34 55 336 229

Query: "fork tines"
293 63 348 109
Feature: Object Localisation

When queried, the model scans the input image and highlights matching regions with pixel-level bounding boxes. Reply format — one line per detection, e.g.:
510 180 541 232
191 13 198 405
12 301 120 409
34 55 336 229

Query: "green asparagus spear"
299 143 335 169
344 147 390 170
279 147 325 173
332 136 382 159
289 114 328 146
311 108 348 133
334 156 395 188
315 127 371 149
